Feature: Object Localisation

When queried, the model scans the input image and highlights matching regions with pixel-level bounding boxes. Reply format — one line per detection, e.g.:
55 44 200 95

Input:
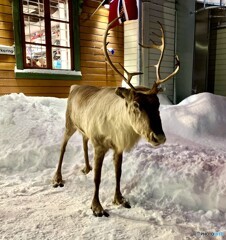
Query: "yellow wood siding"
124 20 139 87
0 0 124 97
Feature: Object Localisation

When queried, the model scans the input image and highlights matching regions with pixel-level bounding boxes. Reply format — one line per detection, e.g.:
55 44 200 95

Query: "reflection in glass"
52 47 71 70
24 16 45 44
51 22 70 47
23 0 45 17
50 0 69 21
26 44 47 68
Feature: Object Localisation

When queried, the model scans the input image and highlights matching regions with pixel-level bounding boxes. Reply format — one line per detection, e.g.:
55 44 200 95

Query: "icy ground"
0 92 226 240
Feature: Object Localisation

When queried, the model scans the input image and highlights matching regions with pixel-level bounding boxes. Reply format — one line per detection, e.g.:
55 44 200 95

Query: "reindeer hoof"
52 181 65 188
91 202 109 217
52 174 65 188
113 196 131 208
92 208 109 217
122 200 131 208
53 183 59 188
81 166 92 175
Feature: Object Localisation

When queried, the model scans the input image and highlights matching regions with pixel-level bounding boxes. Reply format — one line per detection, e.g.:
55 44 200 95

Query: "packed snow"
0 92 226 240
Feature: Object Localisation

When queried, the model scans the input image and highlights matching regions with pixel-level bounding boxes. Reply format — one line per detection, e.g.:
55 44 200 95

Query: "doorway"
193 1 226 96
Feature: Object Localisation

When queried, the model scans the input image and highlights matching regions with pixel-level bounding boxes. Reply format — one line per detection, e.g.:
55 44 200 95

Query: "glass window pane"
21 0 73 70
26 44 47 68
23 0 45 17
50 0 69 21
24 16 45 44
196 0 226 5
52 47 71 70
51 22 70 47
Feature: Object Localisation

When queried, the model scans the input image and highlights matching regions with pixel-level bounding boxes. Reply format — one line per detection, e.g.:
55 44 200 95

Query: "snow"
15 67 82 76
0 92 226 240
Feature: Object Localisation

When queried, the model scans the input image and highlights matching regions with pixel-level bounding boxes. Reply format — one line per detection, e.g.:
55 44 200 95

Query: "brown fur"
52 84 166 217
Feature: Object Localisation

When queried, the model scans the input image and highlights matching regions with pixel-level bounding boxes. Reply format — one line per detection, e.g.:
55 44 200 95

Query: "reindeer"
52 19 180 217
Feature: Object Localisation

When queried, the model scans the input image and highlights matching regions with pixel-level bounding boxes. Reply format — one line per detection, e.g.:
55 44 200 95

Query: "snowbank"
0 92 226 239
161 92 226 150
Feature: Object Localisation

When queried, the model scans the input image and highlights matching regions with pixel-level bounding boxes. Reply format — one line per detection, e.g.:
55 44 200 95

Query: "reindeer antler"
103 17 143 90
139 21 180 94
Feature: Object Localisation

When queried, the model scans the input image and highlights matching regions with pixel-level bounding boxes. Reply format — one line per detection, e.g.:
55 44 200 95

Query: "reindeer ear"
115 87 131 99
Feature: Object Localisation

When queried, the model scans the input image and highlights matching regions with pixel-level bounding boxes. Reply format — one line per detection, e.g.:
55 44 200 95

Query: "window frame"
12 0 81 80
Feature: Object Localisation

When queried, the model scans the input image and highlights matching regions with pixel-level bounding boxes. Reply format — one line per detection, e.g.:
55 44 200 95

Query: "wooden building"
0 0 179 101
1 0 226 101
0 0 123 97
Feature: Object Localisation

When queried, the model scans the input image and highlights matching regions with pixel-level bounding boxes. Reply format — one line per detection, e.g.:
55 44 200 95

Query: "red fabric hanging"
108 0 138 28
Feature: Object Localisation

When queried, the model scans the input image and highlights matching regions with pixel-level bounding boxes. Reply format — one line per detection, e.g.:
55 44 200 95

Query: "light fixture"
102 0 110 9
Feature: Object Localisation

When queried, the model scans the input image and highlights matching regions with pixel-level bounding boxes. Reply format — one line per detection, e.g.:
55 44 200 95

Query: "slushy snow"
0 92 226 240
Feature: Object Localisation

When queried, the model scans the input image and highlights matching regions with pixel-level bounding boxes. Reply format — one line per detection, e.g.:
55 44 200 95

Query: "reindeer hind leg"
81 135 92 174
52 127 76 188
91 146 109 217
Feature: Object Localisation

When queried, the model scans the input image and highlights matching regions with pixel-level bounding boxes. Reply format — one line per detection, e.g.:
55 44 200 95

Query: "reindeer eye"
133 102 140 109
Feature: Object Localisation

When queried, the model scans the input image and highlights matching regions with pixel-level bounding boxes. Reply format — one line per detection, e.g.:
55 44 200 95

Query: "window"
196 0 226 6
13 0 81 79
22 0 72 70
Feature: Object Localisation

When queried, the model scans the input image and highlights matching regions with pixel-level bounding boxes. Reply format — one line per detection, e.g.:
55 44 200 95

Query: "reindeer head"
115 87 165 146
103 19 180 147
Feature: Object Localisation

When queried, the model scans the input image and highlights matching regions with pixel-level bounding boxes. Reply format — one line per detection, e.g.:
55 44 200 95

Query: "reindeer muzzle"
149 132 166 146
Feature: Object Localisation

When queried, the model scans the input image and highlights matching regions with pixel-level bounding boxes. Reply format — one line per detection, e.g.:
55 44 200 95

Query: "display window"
21 0 73 70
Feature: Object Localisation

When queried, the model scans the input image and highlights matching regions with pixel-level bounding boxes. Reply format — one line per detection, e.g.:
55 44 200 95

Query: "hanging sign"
0 45 15 55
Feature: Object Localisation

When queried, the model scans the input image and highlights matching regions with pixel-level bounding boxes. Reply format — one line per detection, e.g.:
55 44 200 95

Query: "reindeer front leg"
52 128 76 188
113 152 131 208
91 146 109 217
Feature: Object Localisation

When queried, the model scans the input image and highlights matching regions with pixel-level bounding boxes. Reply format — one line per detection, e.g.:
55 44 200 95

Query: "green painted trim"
12 0 24 70
79 0 84 14
73 0 81 71
15 72 82 80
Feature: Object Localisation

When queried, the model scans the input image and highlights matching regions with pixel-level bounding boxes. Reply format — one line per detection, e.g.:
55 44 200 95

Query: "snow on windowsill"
15 67 82 76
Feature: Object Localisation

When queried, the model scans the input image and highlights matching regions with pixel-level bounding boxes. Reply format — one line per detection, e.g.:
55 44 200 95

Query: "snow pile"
0 93 66 174
124 142 226 212
0 92 226 239
161 92 226 149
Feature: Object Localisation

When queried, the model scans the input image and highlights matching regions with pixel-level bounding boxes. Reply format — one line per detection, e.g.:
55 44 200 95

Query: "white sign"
0 45 15 55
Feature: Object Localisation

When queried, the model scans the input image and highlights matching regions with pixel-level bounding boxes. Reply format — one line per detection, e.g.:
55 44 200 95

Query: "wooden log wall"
0 0 124 97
